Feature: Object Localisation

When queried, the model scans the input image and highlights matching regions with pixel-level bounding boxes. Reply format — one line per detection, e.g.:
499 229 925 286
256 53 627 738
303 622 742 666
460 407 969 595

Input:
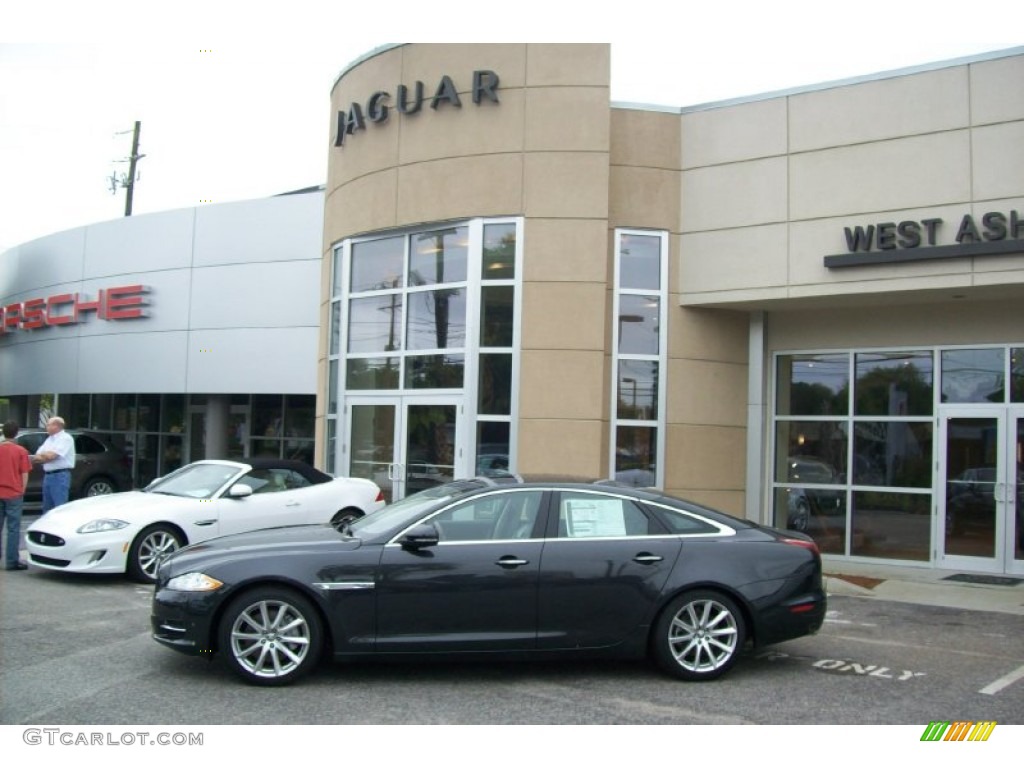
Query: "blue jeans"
0 495 23 568
42 470 71 513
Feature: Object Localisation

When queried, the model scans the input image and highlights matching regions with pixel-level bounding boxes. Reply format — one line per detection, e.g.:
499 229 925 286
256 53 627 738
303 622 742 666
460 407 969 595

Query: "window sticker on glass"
563 499 627 537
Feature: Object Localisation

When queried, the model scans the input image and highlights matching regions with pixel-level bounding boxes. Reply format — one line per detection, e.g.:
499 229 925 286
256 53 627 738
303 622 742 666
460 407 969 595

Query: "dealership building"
3 43 1023 576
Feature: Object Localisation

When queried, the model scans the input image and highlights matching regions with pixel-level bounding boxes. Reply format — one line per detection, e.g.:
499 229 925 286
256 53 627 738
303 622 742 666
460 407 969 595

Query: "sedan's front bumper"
151 585 221 656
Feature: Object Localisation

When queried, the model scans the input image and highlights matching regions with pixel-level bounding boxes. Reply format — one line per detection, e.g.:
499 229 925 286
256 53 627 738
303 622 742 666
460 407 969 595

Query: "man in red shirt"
0 421 32 570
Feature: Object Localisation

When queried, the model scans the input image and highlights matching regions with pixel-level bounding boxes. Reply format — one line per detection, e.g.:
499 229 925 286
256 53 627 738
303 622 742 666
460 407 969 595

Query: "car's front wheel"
330 507 363 531
652 590 746 681
127 524 184 583
218 587 323 686
82 476 117 497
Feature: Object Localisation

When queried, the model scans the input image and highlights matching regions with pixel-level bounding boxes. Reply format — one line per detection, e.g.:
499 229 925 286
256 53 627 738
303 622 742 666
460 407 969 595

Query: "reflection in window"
346 358 399 390
479 354 511 415
617 295 659 355
774 422 848 483
559 493 655 537
348 295 403 353
851 492 930 561
615 426 657 487
1013 348 1024 403
853 422 932 488
481 286 514 347
776 354 849 416
773 487 846 554
617 360 658 420
409 227 468 286
404 355 464 389
941 348 1005 403
350 236 404 293
855 351 933 416
619 233 661 290
483 223 516 279
406 288 466 350
477 422 510 477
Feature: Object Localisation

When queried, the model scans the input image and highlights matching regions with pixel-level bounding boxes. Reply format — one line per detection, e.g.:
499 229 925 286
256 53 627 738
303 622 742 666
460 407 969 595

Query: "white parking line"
979 664 1024 695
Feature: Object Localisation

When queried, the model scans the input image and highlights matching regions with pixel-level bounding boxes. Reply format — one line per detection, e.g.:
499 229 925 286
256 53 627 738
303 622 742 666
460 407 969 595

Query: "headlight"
76 519 129 534
167 572 224 592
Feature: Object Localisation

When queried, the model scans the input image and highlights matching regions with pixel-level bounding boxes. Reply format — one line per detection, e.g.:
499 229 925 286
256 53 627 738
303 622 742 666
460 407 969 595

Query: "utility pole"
109 121 145 216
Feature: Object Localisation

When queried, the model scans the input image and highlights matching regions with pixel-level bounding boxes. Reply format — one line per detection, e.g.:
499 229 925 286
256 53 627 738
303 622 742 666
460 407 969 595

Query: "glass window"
477 422 510 475
480 286 514 347
406 288 466 350
941 348 1005 403
112 394 136 430
328 359 339 412
852 422 932 488
161 395 185 434
615 426 657 487
348 295 403 353
855 351 933 416
774 422 848 483
404 355 464 389
91 394 113 431
773 487 847 554
479 353 512 415
482 222 516 279
346 358 400 390
252 394 283 438
432 490 542 541
350 236 404 293
326 419 337 475
558 493 656 538
409 227 468 286
1013 348 1024 403
617 360 658 420
851 491 930 561
619 233 661 290
329 301 341 356
651 507 719 535
284 395 314 437
777 354 849 416
617 295 660 355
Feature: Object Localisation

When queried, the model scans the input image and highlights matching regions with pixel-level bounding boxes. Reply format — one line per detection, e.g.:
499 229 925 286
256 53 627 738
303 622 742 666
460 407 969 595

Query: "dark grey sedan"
152 480 826 686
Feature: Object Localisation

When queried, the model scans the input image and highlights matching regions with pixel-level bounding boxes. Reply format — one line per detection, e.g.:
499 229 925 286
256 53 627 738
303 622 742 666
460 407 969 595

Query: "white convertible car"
25 459 385 583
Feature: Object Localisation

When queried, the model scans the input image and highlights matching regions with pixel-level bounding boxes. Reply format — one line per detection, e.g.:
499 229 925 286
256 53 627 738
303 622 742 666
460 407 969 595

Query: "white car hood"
27 491 188 532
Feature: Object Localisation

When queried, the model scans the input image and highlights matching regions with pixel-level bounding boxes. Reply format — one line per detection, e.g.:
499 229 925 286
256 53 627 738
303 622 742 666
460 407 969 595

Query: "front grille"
30 554 71 567
27 531 65 547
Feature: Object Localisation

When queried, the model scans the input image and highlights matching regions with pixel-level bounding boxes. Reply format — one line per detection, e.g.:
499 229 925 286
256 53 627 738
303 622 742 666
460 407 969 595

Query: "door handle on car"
633 553 664 564
194 519 217 527
496 556 530 568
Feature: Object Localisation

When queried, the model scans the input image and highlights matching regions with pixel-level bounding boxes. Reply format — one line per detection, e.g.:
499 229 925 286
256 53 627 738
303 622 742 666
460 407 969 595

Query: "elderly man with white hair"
33 416 77 513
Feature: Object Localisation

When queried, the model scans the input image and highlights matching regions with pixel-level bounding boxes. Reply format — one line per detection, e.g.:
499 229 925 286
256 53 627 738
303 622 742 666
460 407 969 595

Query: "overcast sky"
1 1 1019 254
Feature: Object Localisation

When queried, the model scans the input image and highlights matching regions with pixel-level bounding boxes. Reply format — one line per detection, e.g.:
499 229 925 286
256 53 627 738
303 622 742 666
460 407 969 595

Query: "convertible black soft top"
243 458 333 485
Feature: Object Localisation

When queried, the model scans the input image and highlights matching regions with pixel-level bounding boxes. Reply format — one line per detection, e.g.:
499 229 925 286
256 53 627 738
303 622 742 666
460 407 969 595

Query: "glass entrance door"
345 396 462 503
938 408 1022 574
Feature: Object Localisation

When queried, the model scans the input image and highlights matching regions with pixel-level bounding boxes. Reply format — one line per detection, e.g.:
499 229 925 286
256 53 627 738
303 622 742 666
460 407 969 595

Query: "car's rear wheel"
330 507 363 531
127 524 184 583
652 590 745 681
218 587 323 686
82 476 117 497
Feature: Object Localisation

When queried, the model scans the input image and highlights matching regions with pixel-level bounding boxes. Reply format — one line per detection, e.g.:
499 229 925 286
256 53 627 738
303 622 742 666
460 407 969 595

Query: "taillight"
781 537 820 556
375 489 385 503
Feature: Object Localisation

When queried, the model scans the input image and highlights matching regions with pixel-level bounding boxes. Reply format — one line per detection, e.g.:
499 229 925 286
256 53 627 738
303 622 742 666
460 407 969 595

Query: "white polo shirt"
38 429 76 471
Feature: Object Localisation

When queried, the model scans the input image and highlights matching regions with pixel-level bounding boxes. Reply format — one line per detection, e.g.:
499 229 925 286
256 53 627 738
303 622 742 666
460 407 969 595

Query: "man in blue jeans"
33 416 76 513
0 421 32 570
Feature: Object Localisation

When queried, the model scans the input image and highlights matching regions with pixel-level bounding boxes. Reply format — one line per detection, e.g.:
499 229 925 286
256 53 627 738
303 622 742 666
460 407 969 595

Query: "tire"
127 524 184 583
331 507 364 531
218 587 323 686
652 590 746 681
82 476 117 497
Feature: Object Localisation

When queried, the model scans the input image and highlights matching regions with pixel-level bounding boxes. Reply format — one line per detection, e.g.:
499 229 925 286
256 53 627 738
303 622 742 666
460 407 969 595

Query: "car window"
648 505 722 535
17 434 46 453
432 491 543 542
557 492 657 538
74 435 105 454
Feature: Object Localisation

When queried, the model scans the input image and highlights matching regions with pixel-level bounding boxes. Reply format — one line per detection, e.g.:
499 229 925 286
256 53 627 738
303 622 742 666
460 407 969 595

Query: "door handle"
285 501 300 507
496 556 530 568
194 519 217 527
633 553 664 564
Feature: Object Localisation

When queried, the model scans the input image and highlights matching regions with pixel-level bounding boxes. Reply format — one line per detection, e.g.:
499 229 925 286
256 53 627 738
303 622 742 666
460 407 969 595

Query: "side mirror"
400 523 439 550
228 484 253 499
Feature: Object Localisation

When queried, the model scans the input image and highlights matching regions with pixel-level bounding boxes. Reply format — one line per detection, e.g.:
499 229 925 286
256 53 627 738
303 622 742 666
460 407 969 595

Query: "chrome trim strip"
314 581 375 591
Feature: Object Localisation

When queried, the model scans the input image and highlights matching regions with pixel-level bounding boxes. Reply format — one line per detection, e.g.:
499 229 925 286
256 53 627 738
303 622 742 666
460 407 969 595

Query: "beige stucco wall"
678 51 1024 309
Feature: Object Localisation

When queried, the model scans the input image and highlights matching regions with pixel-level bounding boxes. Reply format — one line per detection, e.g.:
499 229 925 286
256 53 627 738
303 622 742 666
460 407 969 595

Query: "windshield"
145 463 243 499
348 480 490 539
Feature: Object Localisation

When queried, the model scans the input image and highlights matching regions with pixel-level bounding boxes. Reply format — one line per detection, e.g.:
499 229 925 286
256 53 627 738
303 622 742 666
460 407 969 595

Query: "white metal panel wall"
0 192 324 396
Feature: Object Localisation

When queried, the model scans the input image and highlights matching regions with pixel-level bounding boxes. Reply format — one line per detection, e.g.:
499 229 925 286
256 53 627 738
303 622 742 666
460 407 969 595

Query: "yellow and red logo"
921 721 996 741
